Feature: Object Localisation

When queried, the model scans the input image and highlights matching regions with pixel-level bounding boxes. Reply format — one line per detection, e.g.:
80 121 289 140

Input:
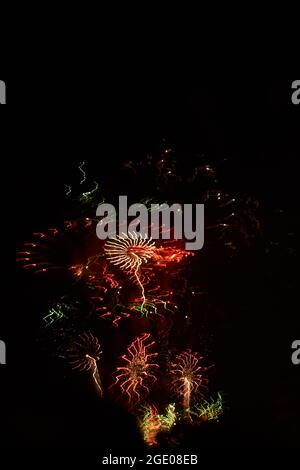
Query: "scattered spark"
65 184 72 196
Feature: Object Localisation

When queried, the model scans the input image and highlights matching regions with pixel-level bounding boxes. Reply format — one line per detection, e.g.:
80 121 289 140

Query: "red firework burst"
112 333 159 406
170 350 209 410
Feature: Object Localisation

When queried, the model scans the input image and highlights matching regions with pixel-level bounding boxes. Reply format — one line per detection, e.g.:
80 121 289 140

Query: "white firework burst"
104 232 156 274
68 332 103 396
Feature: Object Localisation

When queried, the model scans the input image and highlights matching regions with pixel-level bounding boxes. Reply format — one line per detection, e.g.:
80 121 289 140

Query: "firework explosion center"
96 196 205 251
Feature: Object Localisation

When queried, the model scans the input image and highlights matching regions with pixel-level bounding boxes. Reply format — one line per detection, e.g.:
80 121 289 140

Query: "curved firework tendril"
16 218 97 276
16 229 63 274
104 232 156 272
105 232 156 312
170 350 209 412
112 333 159 407
42 300 79 328
68 332 103 397
64 161 102 207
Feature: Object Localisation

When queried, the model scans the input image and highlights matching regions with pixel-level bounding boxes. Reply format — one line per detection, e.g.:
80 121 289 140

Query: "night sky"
1 80 299 460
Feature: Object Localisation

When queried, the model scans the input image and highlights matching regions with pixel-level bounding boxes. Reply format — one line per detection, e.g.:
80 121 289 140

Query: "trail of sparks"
43 301 78 327
129 296 176 317
79 181 99 204
133 257 146 312
17 229 66 274
68 332 103 397
87 354 102 396
65 184 72 196
43 304 65 327
78 161 87 184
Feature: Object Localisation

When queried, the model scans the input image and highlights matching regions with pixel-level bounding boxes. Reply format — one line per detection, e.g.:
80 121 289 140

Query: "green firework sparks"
192 392 224 422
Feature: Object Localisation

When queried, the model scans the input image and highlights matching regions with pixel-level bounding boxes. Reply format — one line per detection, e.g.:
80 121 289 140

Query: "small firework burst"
170 350 209 411
68 332 103 396
112 333 159 407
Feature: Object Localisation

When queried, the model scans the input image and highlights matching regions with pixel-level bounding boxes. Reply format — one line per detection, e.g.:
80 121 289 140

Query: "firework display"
16 152 262 448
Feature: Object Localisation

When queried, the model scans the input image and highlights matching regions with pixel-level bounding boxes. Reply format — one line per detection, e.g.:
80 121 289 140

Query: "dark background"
0 80 299 458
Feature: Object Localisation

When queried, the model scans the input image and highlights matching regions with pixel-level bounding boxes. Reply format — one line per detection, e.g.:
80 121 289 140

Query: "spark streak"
68 332 103 396
78 161 87 184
